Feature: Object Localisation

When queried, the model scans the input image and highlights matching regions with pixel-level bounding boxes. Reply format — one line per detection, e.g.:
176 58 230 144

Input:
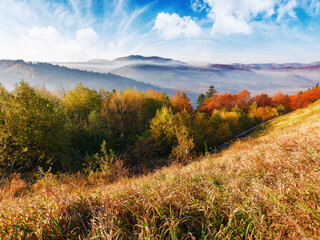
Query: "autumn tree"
101 89 145 151
198 93 220 115
235 89 251 111
170 125 195 163
150 106 177 156
252 93 272 108
251 107 278 122
272 92 291 112
170 91 193 113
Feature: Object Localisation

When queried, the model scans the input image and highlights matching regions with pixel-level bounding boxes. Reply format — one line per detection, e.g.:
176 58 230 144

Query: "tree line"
0 82 319 175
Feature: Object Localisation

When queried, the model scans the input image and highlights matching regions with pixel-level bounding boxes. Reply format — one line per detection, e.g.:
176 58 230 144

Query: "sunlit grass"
1 100 320 239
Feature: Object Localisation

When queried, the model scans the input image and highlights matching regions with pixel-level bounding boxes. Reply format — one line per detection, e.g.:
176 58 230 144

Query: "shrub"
87 141 129 184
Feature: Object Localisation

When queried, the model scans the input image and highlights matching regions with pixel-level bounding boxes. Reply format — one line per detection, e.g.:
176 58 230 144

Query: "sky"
0 0 320 63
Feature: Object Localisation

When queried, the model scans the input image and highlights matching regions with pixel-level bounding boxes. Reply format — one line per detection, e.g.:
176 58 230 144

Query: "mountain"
0 60 175 95
56 56 320 96
115 55 176 63
232 62 320 70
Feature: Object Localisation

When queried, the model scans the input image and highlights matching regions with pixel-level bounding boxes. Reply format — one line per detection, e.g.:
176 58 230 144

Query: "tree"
0 82 71 172
253 93 272 108
170 91 193 113
101 89 145 151
63 83 102 125
170 126 194 163
198 93 220 115
205 85 217 99
272 92 291 112
236 89 251 111
251 107 278 122
150 106 177 156
63 83 104 157
196 93 206 109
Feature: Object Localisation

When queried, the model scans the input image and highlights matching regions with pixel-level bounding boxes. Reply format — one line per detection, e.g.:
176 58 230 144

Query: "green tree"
63 83 102 125
196 93 206 109
101 89 145 151
63 83 104 158
205 85 217 99
0 82 71 172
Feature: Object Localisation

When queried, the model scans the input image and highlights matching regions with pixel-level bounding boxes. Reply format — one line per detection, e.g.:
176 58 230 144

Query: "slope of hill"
1 100 320 239
0 60 175 95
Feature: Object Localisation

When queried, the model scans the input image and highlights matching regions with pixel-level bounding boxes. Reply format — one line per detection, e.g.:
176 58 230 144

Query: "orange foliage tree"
170 91 193 113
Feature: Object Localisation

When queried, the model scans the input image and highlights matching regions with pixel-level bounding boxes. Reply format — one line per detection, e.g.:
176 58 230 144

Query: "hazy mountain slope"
0 60 174 95
1 100 320 239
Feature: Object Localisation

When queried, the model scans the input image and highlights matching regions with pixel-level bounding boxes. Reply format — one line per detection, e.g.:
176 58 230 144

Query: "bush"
87 141 129 184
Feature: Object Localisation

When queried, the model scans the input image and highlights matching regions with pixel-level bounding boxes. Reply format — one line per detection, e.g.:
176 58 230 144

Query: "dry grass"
1 101 320 239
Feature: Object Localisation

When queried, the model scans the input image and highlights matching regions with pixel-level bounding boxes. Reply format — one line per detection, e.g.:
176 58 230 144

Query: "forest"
1 81 320 177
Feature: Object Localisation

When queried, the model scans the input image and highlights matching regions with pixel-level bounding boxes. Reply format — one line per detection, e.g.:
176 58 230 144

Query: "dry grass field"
1 100 320 239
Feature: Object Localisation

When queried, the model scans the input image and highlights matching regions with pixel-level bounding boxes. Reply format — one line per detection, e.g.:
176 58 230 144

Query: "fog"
57 59 320 97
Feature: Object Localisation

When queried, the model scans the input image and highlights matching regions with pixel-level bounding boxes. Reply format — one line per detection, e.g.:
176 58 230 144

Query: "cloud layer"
0 0 319 63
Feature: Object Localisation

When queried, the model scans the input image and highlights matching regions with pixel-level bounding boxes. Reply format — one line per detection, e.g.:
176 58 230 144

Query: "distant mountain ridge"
232 62 320 70
0 60 175 94
115 55 175 63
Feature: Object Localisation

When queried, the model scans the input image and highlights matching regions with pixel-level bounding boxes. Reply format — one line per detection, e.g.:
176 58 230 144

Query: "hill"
1 99 319 239
0 60 175 95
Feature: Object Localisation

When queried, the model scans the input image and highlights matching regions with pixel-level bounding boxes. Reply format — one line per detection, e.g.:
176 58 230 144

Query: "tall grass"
1 101 320 239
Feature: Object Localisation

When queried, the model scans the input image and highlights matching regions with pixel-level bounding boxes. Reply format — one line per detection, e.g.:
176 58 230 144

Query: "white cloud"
203 0 277 35
153 12 202 39
309 0 320 14
191 0 207 12
277 0 298 21
29 26 61 42
76 28 99 45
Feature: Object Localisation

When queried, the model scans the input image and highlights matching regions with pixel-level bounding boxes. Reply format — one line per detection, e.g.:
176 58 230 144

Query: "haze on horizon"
0 0 320 64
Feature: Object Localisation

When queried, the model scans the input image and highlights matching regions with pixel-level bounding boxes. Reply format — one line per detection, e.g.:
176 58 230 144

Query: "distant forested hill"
0 60 175 95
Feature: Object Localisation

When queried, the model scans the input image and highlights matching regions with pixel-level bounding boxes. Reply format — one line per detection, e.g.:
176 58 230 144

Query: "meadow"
0 97 319 239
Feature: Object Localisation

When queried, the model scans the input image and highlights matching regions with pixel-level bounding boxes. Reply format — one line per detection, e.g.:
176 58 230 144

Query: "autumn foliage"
0 81 319 174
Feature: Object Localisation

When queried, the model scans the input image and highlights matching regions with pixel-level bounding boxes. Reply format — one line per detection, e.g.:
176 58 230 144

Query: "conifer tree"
205 85 217 99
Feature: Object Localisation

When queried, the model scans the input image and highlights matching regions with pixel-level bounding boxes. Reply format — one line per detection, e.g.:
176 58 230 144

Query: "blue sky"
0 0 320 63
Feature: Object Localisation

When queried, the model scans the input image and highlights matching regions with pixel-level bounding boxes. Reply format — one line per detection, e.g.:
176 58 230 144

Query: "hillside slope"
0 60 175 94
1 100 320 239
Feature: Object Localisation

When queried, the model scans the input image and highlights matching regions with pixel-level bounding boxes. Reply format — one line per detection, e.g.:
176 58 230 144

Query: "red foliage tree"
272 92 291 112
252 93 272 108
235 89 251 111
170 91 193 113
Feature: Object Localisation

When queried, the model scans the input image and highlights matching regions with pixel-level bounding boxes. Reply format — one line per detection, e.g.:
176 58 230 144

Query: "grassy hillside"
1 100 320 239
